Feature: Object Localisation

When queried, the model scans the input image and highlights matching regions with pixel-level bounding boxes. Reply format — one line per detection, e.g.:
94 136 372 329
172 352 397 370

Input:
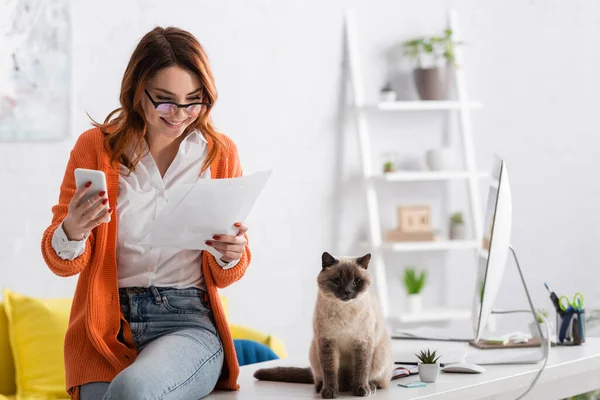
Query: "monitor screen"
472 156 503 338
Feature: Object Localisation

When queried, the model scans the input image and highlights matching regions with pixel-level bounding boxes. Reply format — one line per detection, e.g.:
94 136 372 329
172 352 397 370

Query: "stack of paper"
140 170 272 260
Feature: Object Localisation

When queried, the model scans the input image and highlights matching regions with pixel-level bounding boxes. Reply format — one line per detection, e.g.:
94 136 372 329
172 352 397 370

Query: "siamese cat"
254 252 393 398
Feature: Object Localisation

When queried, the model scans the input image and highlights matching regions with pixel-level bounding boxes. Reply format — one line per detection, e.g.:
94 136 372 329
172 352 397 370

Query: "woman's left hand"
206 222 248 263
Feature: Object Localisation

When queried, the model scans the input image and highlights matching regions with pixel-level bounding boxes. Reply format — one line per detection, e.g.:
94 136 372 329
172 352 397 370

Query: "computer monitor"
393 156 548 367
466 156 549 369
472 156 512 342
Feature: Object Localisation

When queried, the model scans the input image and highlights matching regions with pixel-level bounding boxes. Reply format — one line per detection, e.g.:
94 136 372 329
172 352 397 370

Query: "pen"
395 361 448 368
544 282 563 315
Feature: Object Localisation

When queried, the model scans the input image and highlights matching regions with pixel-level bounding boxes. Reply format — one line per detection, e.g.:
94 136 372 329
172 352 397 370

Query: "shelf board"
377 171 489 182
364 100 483 111
393 308 471 323
362 240 481 252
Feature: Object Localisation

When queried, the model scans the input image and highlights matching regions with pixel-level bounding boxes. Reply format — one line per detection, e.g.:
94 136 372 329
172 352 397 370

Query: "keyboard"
395 348 544 366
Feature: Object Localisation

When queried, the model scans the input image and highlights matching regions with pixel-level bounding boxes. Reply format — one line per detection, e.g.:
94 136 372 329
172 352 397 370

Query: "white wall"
2 0 600 356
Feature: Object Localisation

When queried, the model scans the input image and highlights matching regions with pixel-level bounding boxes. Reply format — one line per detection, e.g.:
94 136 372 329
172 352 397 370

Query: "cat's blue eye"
333 278 342 285
353 278 362 286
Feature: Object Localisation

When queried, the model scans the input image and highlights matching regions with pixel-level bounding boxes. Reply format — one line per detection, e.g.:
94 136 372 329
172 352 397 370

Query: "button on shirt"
51 130 238 290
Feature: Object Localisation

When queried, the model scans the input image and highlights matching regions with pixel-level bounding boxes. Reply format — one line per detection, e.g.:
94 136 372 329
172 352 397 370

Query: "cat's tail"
253 367 314 384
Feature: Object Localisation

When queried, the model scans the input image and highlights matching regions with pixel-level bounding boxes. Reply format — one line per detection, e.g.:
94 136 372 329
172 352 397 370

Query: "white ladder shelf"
343 9 485 323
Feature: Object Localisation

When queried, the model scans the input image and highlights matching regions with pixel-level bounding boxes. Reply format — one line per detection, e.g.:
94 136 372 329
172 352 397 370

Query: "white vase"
426 148 458 171
418 363 440 383
406 294 423 313
449 223 466 240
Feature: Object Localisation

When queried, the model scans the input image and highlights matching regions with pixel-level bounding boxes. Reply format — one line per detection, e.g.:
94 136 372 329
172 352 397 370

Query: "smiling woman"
94 28 222 176
40 26 251 400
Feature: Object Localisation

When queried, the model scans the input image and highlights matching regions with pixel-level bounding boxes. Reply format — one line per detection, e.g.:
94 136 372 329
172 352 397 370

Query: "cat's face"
317 252 372 302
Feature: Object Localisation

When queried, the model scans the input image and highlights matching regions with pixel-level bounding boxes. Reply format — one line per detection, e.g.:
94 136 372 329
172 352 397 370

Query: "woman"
41 26 251 400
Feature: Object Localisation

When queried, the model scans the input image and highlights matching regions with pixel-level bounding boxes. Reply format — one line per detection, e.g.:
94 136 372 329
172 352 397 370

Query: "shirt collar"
184 129 208 145
132 129 207 158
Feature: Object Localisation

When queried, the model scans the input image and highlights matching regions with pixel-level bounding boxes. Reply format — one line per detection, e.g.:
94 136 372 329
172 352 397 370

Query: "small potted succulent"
449 211 466 240
381 152 398 173
404 268 427 313
383 161 395 173
530 309 550 339
416 349 441 383
380 82 397 102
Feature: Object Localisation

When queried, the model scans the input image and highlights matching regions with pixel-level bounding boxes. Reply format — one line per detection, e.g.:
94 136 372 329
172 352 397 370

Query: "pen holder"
556 309 586 345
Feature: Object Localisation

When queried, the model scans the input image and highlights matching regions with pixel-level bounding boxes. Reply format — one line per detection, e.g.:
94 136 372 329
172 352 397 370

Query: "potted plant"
381 152 397 173
530 309 550 339
402 29 459 100
416 349 441 383
380 82 397 102
449 211 466 240
383 161 395 173
404 268 427 313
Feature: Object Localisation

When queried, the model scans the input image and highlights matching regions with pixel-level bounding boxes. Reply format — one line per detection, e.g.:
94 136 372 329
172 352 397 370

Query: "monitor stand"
464 246 550 365
392 246 552 366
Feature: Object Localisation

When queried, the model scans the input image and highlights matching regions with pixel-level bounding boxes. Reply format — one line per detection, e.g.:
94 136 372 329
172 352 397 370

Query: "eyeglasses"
144 89 212 117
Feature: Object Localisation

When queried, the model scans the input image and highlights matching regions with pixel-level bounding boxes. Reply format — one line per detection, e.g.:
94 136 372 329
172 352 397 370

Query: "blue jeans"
79 286 224 400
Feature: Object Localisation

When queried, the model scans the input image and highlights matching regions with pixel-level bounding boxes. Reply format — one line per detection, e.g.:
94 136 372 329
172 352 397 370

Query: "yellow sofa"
0 295 286 400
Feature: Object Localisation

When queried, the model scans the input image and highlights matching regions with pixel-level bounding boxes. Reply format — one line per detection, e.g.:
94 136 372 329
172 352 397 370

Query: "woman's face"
142 66 203 141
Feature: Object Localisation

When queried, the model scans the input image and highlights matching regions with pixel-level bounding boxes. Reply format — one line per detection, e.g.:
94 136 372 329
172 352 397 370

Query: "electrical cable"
491 309 551 399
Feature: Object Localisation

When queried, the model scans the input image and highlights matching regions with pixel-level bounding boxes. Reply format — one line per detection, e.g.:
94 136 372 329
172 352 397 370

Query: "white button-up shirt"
52 130 237 289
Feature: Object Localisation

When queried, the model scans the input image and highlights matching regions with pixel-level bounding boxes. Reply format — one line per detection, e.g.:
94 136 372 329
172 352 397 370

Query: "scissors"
559 292 584 312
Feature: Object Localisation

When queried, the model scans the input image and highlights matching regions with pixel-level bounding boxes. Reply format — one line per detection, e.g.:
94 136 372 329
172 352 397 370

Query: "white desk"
209 338 600 399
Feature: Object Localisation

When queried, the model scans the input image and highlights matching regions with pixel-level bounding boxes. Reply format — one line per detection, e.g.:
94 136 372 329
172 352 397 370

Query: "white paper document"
393 326 473 342
140 170 272 258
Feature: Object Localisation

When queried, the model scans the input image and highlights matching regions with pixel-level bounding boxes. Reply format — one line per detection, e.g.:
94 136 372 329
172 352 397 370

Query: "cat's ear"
322 252 338 270
356 253 371 269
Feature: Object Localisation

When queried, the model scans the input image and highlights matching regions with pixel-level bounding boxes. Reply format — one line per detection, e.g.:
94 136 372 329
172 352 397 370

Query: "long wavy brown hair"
93 26 223 174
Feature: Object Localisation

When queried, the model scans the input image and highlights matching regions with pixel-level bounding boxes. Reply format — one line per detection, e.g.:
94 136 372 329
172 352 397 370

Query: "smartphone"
74 168 110 219
398 381 426 388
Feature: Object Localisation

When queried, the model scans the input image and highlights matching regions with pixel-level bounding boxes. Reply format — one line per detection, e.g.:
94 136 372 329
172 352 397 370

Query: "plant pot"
413 67 451 101
425 148 458 171
450 223 466 240
380 90 397 102
406 294 423 313
529 322 552 339
383 162 395 173
418 363 440 383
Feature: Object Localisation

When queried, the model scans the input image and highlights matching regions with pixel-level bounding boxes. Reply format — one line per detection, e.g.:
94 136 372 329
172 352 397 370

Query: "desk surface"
209 337 600 400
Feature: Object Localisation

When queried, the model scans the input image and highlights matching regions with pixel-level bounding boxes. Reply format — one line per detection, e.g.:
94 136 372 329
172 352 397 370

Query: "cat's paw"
352 384 371 397
368 381 377 394
315 381 323 394
321 386 339 399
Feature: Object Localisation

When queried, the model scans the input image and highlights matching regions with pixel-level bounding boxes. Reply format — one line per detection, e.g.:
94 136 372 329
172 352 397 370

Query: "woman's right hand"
62 182 113 241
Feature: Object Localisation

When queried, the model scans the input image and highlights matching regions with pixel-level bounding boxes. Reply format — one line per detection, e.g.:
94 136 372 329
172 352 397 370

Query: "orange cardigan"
41 128 251 399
